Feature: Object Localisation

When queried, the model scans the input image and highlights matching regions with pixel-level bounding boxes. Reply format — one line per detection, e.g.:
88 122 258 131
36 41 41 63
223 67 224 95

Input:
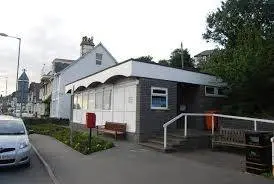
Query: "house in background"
26 82 42 117
65 59 226 143
38 58 74 117
194 49 215 66
50 36 117 119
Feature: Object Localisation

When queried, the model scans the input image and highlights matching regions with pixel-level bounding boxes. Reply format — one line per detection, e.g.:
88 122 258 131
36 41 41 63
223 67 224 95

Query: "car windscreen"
0 121 25 135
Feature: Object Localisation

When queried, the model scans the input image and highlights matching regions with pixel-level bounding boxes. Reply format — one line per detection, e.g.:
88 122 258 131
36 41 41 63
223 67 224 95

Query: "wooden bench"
96 122 126 140
211 127 248 149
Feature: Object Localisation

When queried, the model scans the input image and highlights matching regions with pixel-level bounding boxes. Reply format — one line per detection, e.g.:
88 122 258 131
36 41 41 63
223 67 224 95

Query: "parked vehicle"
0 115 32 167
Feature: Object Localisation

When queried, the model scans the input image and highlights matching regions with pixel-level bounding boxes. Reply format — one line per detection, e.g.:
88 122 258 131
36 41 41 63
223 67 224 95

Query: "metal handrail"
162 113 274 150
163 113 184 128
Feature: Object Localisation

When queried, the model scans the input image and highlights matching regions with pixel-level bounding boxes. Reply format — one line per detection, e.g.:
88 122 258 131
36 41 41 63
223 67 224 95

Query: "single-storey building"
65 59 226 142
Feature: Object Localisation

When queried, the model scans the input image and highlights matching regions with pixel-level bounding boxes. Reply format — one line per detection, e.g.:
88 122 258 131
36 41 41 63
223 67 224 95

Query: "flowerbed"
29 124 114 155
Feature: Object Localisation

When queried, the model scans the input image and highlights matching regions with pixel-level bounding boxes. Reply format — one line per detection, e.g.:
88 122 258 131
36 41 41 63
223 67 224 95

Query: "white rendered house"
50 36 117 119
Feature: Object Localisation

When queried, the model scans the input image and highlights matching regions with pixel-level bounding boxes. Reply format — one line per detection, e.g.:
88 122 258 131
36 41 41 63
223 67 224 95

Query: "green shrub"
29 124 114 155
23 118 69 127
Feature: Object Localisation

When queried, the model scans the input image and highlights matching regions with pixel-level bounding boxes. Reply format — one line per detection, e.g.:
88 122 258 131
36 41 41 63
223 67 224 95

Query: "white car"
0 115 31 167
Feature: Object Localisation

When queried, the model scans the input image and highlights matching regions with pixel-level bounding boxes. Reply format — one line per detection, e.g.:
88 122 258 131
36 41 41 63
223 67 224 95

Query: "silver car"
0 115 31 167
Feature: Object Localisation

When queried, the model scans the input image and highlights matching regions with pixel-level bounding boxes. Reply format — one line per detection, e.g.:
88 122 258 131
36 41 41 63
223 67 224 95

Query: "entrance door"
176 83 199 129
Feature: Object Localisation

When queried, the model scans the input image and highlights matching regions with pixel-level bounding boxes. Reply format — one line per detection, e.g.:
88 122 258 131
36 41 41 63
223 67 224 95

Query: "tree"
134 55 153 62
158 59 170 66
169 48 194 68
202 0 274 116
203 0 273 47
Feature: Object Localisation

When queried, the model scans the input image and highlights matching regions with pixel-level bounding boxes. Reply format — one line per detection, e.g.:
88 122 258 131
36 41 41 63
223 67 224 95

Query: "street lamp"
0 32 21 117
0 76 8 96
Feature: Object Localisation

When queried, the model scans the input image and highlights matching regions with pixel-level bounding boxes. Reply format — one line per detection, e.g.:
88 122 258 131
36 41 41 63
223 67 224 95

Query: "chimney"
80 36 95 56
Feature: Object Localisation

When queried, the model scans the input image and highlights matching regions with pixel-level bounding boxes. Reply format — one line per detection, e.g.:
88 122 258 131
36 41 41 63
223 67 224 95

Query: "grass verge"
29 123 114 155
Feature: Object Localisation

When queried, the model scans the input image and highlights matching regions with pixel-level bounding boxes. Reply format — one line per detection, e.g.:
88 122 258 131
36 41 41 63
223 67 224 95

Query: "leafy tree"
158 59 170 66
135 55 153 62
203 0 273 47
202 0 274 116
169 48 194 68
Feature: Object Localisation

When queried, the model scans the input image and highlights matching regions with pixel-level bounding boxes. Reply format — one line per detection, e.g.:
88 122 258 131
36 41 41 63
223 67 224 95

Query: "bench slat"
96 122 127 140
212 127 247 149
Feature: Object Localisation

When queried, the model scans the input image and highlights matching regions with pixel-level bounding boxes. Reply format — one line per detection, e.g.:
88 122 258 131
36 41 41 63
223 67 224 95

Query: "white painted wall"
73 78 138 133
51 43 117 119
66 60 226 93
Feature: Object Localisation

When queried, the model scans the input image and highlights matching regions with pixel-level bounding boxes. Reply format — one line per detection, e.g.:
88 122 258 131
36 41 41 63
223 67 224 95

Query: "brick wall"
137 78 177 141
180 84 225 130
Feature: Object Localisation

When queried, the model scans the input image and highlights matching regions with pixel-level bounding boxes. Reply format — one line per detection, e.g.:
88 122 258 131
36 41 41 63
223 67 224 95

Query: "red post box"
86 112 96 128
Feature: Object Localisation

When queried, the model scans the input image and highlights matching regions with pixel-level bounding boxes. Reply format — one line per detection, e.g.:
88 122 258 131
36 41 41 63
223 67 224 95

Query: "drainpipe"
70 85 74 145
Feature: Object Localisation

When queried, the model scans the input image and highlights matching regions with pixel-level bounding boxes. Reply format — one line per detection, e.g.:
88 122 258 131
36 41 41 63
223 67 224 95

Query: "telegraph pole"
181 42 184 69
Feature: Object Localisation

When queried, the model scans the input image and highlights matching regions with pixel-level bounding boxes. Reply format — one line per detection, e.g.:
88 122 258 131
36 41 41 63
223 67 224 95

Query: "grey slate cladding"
136 78 178 141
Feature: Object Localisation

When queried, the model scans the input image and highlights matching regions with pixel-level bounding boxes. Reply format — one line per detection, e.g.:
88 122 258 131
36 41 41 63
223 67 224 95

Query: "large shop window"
74 94 82 109
103 90 112 110
151 87 168 110
73 95 77 109
77 94 82 109
88 92 95 110
95 92 103 109
82 92 88 110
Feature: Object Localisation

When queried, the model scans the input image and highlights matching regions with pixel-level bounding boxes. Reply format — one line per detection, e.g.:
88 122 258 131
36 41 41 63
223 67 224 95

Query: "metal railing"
162 113 274 149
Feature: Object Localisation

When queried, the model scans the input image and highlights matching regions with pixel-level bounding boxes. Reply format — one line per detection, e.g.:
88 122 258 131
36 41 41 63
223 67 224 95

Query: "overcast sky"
0 0 221 96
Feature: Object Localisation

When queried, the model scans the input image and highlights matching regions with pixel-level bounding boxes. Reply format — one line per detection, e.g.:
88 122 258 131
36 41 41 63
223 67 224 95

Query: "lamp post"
0 33 21 117
0 76 8 96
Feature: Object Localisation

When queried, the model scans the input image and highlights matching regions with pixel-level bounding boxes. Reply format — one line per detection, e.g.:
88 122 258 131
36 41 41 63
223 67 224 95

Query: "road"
0 148 52 184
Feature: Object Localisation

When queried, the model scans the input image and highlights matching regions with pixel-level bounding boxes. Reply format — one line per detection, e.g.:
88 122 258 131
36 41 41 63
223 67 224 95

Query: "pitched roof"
194 50 215 57
58 42 117 75
18 70 29 81
52 58 74 64
54 62 71 73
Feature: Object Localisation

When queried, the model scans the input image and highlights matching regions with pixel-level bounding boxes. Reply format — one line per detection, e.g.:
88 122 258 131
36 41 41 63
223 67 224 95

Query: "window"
77 93 82 109
151 87 168 110
218 88 226 96
96 53 103 65
205 86 215 95
88 92 95 110
73 95 78 109
95 92 102 109
205 86 227 97
103 90 112 110
82 92 88 110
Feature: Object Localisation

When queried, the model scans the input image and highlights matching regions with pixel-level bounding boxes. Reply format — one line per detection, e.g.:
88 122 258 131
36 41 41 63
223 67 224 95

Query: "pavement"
30 134 273 184
0 148 52 184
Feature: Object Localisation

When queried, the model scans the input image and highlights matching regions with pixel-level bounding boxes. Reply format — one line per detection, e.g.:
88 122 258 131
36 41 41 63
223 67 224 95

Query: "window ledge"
151 108 170 111
205 94 227 98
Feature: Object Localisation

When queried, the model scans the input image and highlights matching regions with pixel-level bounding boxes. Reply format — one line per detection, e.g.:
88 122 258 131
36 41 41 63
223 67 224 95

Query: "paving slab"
30 134 273 184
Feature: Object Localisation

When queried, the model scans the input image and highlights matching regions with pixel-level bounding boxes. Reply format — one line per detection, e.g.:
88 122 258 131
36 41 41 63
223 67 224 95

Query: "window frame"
102 89 112 110
205 86 227 97
96 53 103 65
82 92 88 110
95 91 103 110
151 87 168 110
